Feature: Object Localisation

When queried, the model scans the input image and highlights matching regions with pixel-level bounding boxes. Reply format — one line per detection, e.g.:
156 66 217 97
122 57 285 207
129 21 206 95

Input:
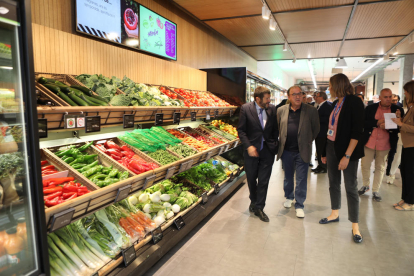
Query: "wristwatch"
345 154 351 159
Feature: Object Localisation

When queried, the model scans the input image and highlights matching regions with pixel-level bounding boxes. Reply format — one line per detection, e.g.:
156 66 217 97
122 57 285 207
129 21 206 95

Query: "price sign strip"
173 216 185 230
122 245 137 267
142 175 157 190
49 208 75 233
115 185 132 203
151 226 163 244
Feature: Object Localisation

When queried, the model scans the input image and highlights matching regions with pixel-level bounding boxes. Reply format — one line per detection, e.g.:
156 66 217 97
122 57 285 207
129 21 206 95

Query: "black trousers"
315 136 327 170
243 144 275 210
401 147 414 204
386 146 396 175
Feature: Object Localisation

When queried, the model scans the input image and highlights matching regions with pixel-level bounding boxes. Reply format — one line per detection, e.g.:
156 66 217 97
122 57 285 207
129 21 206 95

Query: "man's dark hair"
317 91 327 101
357 93 364 100
392 94 400 101
287 85 301 95
254 86 270 100
301 92 306 95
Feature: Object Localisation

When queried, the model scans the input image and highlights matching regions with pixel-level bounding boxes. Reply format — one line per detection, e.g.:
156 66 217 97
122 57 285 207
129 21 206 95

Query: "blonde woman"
391 80 414 211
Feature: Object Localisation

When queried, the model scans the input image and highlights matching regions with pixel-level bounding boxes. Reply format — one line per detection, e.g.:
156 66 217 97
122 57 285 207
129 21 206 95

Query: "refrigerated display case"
0 1 48 275
245 71 285 105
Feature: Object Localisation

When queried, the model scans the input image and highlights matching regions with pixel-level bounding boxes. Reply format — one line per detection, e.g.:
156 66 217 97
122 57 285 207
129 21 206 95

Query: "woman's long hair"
329 73 354 98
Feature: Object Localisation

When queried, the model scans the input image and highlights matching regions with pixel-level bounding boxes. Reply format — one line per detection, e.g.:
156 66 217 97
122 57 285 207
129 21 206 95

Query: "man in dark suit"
237 86 279 222
392 94 403 108
312 91 333 173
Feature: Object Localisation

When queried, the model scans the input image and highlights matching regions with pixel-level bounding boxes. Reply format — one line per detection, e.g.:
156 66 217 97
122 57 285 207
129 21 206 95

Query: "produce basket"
199 124 239 148
159 85 197 107
35 83 67 107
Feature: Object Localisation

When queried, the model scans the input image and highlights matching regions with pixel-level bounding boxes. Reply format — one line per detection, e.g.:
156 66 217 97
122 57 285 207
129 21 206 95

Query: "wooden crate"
199 124 239 148
35 83 67 107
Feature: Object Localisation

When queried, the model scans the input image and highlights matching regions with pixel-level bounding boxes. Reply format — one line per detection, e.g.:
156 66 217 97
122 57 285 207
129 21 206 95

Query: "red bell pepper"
121 151 134 159
107 149 123 157
65 193 78 200
62 192 77 199
77 191 90 196
43 186 63 194
63 184 78 193
95 144 107 153
75 182 82 187
105 140 120 150
45 197 60 207
41 160 48 166
121 145 134 153
43 177 75 187
77 187 88 194
44 191 63 200
110 154 122 161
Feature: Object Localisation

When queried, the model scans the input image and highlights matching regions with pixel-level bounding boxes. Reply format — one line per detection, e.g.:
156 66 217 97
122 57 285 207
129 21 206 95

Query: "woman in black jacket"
319 73 365 243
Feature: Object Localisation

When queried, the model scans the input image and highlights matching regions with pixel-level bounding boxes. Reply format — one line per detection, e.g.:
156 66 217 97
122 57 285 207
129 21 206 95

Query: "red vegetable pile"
95 140 159 175
181 130 217 147
41 160 60 176
43 177 91 207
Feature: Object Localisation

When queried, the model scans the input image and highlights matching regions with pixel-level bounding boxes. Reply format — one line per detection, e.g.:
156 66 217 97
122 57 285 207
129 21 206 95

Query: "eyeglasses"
290 93 302 97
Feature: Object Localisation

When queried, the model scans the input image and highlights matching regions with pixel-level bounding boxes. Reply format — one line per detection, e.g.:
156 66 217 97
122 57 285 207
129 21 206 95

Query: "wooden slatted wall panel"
267 0 353 12
290 41 341 59
341 37 403 57
346 0 414 39
241 45 293 60
32 24 207 90
31 0 257 79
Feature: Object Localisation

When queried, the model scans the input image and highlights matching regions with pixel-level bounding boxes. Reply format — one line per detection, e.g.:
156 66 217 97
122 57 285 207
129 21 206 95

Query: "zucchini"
91 94 109 103
45 78 58 83
71 85 93 96
59 87 71 94
79 94 100 106
57 91 78 106
84 94 108 106
43 84 61 94
38 77 48 84
68 92 89 106
55 81 68 87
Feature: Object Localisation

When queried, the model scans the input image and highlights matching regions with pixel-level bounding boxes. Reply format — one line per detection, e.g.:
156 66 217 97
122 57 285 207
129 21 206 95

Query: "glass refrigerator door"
0 1 44 275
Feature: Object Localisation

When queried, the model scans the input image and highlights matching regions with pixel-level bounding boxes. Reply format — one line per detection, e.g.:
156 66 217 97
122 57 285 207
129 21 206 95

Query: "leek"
49 247 75 276
47 236 81 276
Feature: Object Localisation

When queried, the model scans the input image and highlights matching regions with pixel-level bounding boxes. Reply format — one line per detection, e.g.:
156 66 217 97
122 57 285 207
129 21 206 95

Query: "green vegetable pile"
38 77 109 106
75 74 120 103
168 144 197 158
54 142 129 187
117 76 183 107
109 94 131 106
147 149 179 165
178 162 227 190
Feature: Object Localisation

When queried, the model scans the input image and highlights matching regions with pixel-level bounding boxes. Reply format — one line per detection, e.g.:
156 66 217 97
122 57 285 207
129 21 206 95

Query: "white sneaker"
296 209 305 218
284 199 293 208
387 175 395 184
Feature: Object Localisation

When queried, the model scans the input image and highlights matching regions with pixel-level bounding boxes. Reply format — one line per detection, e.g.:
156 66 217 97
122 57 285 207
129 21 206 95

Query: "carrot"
119 218 138 238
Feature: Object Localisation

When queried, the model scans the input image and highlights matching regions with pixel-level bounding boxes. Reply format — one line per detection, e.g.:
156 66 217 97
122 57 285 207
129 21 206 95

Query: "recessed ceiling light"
0 7 9 14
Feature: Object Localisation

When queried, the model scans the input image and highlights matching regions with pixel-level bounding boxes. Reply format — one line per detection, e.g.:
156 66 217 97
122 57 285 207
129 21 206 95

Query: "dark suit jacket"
276 99 287 110
237 102 279 155
317 101 333 138
396 102 403 108
362 103 404 151
322 95 365 161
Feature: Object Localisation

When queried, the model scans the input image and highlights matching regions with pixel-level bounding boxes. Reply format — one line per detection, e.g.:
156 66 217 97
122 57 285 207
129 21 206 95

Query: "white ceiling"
269 57 402 83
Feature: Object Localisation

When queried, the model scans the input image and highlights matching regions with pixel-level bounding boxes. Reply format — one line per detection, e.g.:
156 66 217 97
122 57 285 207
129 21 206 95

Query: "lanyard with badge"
328 97 345 137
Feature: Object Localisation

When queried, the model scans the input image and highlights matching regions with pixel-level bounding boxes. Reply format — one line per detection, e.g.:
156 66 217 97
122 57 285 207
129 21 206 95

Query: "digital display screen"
75 1 177 60
139 5 177 60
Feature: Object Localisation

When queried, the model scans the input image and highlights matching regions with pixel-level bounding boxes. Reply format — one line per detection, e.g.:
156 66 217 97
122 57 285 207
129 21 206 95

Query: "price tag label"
165 167 176 179
233 140 239 148
214 184 220 195
85 116 101 133
214 110 219 119
38 118 48 138
123 114 135 129
77 114 85 128
230 109 234 117
229 172 235 182
151 226 163 244
206 110 210 120
115 185 131 203
173 112 181 124
143 175 156 190
174 216 185 230
224 144 230 152
155 113 164 125
219 147 225 155
122 245 136 267
205 151 213 161
191 111 197 121
201 192 208 204
178 161 189 174
50 208 75 232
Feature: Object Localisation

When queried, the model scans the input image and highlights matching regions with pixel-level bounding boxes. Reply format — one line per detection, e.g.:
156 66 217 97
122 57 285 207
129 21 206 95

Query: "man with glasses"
238 86 279 222
277 86 320 218
392 94 403 107
312 92 332 174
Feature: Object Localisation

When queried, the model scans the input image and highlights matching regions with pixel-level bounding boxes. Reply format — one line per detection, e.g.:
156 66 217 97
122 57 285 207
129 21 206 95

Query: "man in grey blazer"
277 86 320 218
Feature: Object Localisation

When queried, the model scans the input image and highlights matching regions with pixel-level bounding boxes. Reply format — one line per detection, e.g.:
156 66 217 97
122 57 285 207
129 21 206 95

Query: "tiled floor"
145 158 414 276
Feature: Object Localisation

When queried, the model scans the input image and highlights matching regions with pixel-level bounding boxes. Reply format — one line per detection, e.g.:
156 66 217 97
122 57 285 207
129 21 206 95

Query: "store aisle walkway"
145 159 414 276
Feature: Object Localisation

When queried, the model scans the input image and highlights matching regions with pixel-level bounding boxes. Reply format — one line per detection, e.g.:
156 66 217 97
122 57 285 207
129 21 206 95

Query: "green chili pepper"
119 171 129 181
78 141 94 152
56 149 73 157
72 163 87 169
79 161 99 172
63 157 74 163
82 165 103 177
108 168 119 178
101 166 113 174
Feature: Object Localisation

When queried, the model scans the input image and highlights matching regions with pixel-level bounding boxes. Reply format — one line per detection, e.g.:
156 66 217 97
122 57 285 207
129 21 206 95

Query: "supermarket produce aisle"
145 159 414 276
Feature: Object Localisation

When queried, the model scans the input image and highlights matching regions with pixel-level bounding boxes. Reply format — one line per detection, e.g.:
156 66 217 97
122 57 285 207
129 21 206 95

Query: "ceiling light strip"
307 59 317 89
336 0 359 58
351 58 384 82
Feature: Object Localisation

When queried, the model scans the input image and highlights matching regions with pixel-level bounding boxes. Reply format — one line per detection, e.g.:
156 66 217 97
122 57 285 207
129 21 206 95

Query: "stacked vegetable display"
211 120 238 138
180 129 217 147
94 140 159 174
194 127 226 144
166 129 210 151
38 77 110 106
43 177 91 207
53 142 129 187
159 86 193 107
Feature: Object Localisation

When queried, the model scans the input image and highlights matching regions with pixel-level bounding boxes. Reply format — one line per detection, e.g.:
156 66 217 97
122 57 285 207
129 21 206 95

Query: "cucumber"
57 91 78 106
69 88 84 97
91 94 109 103
71 85 93 96
79 94 100 106
84 94 108 106
44 84 61 94
45 78 58 83
68 92 89 106
38 77 48 84
60 87 71 94
55 81 68 87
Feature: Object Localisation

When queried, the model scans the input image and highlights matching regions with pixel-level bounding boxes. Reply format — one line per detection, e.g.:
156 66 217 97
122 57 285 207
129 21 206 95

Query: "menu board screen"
139 5 177 60
76 0 140 48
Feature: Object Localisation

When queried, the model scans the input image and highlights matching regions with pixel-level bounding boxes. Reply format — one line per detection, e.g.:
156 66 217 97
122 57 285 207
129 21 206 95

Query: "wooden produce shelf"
43 137 240 232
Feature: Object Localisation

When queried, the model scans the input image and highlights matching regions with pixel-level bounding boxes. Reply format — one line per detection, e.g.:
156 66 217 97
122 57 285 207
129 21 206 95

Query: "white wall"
383 70 400 95
257 61 295 90
366 75 374 100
